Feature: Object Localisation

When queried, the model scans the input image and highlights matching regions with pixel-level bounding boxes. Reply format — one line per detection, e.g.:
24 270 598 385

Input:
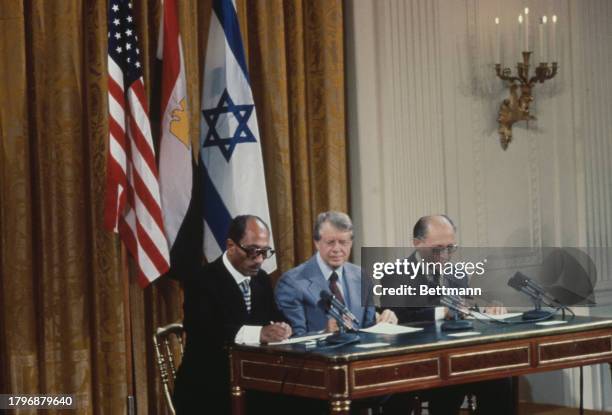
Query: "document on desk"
536 320 568 326
447 331 481 337
360 322 423 335
269 332 332 345
470 312 523 320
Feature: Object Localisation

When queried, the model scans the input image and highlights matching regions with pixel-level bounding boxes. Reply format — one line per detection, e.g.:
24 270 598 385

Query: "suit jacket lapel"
216 257 248 315
305 256 329 303
344 268 363 319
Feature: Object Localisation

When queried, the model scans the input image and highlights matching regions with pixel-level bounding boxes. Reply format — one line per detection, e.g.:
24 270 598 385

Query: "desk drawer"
352 357 440 390
538 335 612 365
449 345 531 376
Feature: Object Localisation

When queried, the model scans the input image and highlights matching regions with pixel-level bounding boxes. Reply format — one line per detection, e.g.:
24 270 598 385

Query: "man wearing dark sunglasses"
174 215 291 415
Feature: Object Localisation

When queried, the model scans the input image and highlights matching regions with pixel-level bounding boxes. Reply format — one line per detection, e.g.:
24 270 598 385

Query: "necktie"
329 271 345 305
239 279 251 313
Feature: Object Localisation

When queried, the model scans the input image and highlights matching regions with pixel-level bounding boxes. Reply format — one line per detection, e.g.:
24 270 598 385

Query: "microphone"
320 291 359 329
319 290 360 345
507 272 556 321
439 295 474 331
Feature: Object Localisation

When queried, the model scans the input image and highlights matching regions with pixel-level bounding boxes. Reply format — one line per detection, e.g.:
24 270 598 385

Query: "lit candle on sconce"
551 15 557 62
494 8 558 150
539 16 547 63
524 7 530 51
495 17 501 63
518 14 524 53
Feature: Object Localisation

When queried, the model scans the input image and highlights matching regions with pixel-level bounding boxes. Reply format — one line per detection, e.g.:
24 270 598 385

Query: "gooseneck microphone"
320 290 360 345
507 272 557 320
320 291 360 329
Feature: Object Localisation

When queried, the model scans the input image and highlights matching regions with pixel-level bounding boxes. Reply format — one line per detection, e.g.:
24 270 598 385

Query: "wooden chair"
153 322 185 415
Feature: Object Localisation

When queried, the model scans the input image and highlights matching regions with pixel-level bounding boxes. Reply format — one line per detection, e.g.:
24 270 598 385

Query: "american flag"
105 0 170 287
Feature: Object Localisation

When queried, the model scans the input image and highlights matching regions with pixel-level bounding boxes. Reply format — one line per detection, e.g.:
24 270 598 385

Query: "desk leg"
330 399 351 415
231 386 245 415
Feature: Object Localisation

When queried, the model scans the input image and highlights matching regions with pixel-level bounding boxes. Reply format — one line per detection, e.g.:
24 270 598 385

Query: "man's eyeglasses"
431 244 458 255
233 241 276 259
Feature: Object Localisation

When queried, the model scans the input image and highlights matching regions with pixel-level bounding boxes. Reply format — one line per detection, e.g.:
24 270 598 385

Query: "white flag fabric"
200 0 276 272
158 0 192 249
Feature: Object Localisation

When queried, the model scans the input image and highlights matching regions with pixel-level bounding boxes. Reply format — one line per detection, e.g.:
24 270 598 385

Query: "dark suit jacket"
173 256 285 414
382 252 468 324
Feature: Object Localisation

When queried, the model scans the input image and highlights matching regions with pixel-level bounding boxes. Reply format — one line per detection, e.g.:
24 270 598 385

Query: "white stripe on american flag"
108 96 125 132
122 193 163 280
105 0 170 286
109 135 127 175
127 88 165 200
125 82 170 273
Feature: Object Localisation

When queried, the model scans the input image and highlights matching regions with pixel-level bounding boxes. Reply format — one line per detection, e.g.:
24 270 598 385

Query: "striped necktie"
329 271 345 305
239 279 251 313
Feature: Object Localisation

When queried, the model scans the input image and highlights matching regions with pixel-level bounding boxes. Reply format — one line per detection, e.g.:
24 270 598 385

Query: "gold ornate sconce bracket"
495 52 558 149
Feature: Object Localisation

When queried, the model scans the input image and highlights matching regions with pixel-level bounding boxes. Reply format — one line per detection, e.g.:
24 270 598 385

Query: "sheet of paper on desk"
447 331 481 337
269 332 332 345
536 320 568 326
360 322 423 335
355 342 391 349
470 312 523 320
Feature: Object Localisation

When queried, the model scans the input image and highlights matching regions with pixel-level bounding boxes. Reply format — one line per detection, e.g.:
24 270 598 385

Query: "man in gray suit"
276 211 397 336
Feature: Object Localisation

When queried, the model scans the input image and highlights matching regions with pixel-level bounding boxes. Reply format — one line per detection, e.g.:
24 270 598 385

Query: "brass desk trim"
449 345 531 376
351 357 441 390
329 365 349 399
240 360 327 390
538 334 612 365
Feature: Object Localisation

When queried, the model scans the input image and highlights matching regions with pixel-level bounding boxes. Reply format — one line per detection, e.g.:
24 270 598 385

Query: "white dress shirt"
222 252 262 344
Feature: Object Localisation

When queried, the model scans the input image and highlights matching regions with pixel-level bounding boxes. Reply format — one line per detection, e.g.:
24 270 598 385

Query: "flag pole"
120 244 136 414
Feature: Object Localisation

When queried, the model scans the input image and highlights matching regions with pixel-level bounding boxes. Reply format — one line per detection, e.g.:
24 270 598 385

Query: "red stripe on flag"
131 167 165 231
108 77 126 109
109 119 127 153
127 87 159 176
135 220 170 274
160 0 181 112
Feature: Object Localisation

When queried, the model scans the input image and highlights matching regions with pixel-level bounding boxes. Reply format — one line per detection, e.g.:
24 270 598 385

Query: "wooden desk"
229 316 612 414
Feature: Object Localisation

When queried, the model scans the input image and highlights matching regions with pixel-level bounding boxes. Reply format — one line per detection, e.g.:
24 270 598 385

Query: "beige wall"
346 0 612 410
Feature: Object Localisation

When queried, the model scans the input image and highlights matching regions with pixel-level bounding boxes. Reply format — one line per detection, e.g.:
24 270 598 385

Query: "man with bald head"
388 215 513 415
174 215 291 414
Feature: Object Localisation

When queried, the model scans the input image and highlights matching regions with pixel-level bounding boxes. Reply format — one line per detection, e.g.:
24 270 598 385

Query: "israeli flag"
200 0 276 272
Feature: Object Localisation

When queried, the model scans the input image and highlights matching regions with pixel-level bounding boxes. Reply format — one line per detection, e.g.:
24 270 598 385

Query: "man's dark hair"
413 215 456 239
227 215 269 242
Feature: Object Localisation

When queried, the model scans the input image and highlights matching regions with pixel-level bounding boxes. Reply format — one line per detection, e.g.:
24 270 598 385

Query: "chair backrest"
153 322 184 415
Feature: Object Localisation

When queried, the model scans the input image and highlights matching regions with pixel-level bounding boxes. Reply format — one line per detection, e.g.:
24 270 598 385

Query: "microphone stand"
326 306 360 345
522 294 552 321
440 296 474 331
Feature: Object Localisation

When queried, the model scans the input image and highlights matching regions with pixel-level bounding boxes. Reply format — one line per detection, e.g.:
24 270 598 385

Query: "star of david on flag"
199 0 276 272
202 88 257 162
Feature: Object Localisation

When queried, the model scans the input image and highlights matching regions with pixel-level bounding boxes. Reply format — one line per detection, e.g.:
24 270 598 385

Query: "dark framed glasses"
233 241 276 259
431 244 458 255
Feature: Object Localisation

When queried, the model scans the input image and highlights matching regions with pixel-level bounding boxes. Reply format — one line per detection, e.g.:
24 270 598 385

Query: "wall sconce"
494 12 558 150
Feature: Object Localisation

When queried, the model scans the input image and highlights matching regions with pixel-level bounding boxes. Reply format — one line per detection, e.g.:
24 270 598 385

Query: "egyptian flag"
158 0 202 279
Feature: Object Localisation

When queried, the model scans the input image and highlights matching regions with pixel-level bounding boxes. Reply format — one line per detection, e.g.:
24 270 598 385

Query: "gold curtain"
0 0 346 414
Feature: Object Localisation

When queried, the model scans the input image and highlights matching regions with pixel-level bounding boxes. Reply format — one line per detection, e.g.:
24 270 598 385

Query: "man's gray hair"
313 211 353 241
